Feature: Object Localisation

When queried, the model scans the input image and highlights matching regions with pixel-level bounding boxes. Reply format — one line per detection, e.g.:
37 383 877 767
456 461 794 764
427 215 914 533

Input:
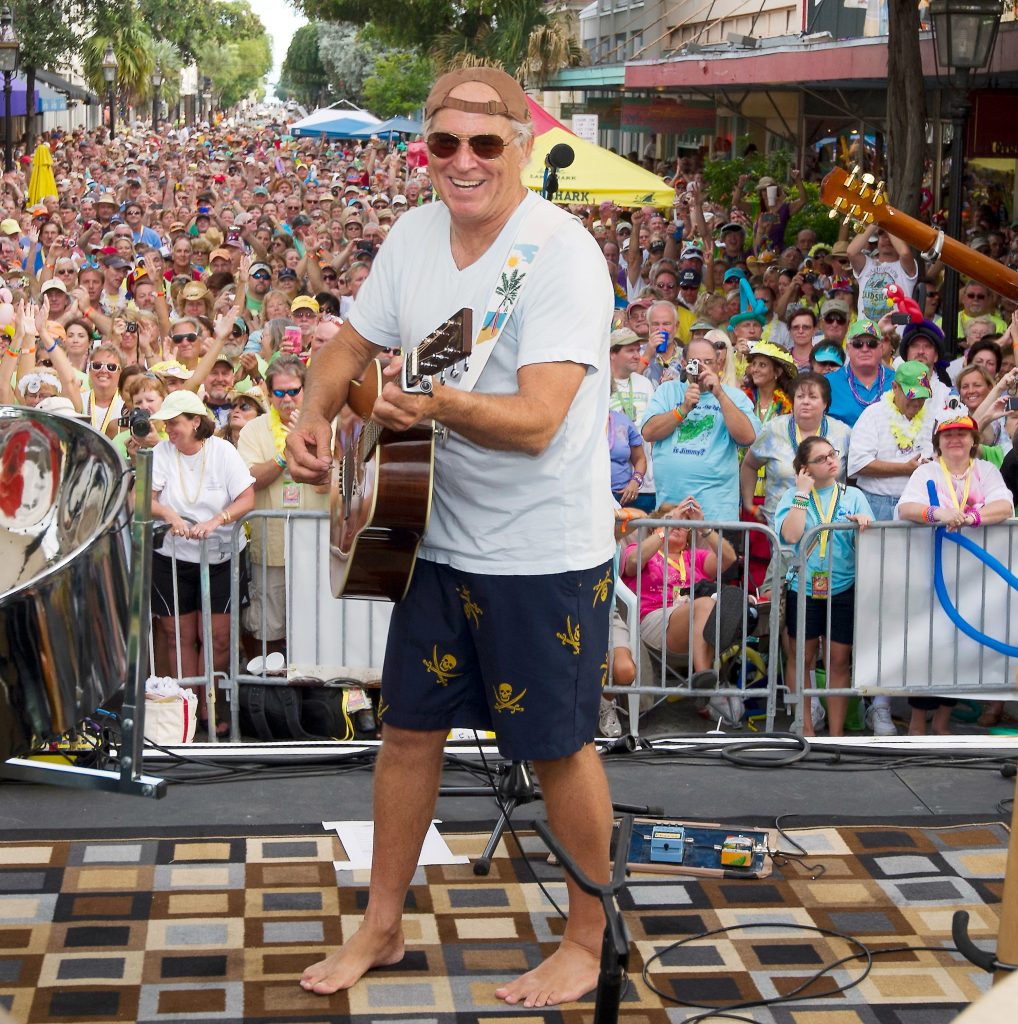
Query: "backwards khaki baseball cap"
424 68 531 123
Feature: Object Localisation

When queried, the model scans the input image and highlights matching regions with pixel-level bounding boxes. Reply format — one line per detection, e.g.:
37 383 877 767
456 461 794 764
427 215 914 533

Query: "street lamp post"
0 5 19 175
102 42 118 140
202 75 212 125
929 0 1004 355
151 62 162 134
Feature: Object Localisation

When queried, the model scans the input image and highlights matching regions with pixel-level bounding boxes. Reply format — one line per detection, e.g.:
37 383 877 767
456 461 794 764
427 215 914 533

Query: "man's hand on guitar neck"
371 355 434 431
285 410 333 484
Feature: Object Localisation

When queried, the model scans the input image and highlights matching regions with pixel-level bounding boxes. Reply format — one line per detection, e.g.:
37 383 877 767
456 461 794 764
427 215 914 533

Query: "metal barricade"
790 519 1018 732
609 518 785 737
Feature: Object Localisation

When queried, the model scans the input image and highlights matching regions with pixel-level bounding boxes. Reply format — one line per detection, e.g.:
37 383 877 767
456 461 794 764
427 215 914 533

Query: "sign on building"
571 114 599 144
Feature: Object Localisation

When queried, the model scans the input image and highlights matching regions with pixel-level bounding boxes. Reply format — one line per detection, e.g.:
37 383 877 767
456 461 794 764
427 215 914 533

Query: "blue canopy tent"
290 105 380 138
348 116 422 139
11 77 67 116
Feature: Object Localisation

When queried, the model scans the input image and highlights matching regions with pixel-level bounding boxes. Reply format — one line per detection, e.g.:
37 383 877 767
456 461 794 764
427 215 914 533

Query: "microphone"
542 143 575 201
546 143 575 170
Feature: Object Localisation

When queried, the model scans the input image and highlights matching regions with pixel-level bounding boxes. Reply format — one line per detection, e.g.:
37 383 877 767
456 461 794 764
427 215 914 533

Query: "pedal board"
619 817 775 878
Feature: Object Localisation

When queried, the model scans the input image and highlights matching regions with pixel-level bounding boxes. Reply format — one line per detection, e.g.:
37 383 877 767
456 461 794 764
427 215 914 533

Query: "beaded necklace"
175 442 208 504
846 363 888 409
787 414 828 451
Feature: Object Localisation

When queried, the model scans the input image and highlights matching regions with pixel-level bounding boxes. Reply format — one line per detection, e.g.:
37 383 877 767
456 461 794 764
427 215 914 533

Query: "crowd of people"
2 111 1017 740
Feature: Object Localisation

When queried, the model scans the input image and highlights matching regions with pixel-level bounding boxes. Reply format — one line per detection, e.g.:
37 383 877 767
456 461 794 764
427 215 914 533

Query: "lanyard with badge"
809 485 841 599
937 458 972 513
662 550 688 604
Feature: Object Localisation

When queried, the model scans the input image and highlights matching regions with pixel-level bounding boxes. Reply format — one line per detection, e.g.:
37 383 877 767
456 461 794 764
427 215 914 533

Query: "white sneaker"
599 698 622 738
810 698 826 731
866 703 897 736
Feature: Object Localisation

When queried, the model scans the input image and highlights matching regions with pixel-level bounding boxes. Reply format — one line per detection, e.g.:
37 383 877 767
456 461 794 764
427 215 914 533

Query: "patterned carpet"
0 822 1007 1023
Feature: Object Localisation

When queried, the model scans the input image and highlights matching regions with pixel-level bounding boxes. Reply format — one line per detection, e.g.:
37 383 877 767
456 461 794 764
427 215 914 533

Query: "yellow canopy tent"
521 100 674 209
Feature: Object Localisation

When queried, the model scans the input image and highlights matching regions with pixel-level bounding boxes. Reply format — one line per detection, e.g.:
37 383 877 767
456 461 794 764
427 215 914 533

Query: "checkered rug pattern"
0 823 1006 1023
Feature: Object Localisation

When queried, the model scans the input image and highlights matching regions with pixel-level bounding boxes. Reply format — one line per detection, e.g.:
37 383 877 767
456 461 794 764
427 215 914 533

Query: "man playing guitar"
286 67 616 1008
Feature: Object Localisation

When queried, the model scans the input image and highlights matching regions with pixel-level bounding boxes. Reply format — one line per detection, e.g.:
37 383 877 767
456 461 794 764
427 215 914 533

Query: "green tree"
279 23 331 107
362 51 433 118
317 23 380 106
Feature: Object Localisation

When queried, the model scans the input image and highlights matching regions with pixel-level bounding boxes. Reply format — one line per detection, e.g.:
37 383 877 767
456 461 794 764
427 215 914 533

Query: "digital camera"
683 358 701 383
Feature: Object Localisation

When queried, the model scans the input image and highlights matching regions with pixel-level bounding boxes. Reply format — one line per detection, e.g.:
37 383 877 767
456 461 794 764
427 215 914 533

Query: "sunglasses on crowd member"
849 337 880 349
230 325 247 338
271 386 302 398
712 341 727 351
823 313 847 324
171 332 198 343
90 361 120 372
966 291 988 300
251 270 271 281
426 132 513 160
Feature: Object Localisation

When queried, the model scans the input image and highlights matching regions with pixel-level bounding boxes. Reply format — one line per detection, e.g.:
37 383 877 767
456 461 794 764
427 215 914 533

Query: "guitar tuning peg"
833 197 845 210
853 220 868 234
845 165 859 190
861 173 875 186
828 209 839 220
862 212 874 224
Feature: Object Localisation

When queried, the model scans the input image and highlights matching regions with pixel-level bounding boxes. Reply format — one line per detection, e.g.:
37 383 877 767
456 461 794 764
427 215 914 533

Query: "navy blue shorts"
784 585 855 646
380 558 614 761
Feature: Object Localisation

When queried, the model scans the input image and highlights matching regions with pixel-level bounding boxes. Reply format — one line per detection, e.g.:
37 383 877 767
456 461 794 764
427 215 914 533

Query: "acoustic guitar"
330 309 472 602
819 165 1018 302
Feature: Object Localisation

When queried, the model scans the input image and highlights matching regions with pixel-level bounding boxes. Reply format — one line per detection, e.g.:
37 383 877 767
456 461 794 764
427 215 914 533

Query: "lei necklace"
743 387 792 424
884 390 929 452
268 406 290 457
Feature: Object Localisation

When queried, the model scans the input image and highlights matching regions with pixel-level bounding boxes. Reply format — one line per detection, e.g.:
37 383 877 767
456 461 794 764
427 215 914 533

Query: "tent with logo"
522 98 673 209
289 103 380 138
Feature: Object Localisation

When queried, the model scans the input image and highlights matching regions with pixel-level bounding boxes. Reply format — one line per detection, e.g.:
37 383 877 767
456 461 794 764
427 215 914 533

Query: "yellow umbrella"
28 142 58 206
522 126 674 209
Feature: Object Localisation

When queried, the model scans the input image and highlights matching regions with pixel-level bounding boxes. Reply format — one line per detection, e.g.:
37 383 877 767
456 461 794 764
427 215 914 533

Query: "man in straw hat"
287 66 616 1008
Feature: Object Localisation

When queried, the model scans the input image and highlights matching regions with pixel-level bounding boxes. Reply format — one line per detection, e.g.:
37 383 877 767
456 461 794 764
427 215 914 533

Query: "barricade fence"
790 519 1018 733
147 511 1018 744
608 518 784 736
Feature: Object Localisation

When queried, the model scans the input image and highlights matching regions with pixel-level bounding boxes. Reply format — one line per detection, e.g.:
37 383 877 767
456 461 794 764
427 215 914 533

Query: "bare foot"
299 924 404 995
494 938 600 1008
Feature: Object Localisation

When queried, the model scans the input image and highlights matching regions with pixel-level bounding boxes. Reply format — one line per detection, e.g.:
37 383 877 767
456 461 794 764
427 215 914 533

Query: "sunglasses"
823 314 847 324
271 386 302 398
966 292 987 300
426 131 513 160
251 271 271 280
171 332 198 343
231 326 247 337
90 361 120 372
849 337 880 349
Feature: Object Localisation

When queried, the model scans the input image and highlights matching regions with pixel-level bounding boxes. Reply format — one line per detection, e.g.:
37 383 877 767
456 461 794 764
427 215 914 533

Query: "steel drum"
0 408 131 761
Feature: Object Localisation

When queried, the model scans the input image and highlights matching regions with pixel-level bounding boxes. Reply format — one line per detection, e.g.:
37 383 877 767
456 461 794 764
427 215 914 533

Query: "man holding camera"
641 337 760 520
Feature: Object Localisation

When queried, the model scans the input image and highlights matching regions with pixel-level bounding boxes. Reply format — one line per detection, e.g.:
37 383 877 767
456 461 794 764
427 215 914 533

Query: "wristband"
274 453 287 469
970 508 982 527
794 491 810 499
5 346 19 358
672 407 685 423
631 471 644 486
924 505 937 524
42 336 58 354
84 307 95 318
220 510 231 525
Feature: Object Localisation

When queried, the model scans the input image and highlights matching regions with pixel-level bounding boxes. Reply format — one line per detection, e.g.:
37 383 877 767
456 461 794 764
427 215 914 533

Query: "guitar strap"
449 199 573 394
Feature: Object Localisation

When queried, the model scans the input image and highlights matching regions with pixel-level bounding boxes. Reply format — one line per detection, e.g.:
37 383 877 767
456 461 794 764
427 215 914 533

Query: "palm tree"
522 9 587 87
81 22 155 116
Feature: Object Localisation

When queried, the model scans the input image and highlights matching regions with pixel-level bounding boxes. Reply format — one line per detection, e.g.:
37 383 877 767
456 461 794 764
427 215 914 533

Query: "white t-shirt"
847 393 936 498
896 458 1013 517
349 190 615 574
152 436 255 563
854 255 918 323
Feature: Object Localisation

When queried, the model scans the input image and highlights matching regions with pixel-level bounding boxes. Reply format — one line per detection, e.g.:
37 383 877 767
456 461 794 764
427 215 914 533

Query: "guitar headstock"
403 308 473 393
820 165 888 233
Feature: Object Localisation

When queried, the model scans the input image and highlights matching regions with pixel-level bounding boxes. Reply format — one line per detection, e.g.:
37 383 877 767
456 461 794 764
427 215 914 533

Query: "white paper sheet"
323 819 470 870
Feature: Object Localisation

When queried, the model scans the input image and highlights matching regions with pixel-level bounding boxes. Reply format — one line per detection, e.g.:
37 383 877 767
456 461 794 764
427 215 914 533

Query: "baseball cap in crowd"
893 360 933 400
103 255 132 270
249 261 272 278
846 319 878 341
934 413 979 436
678 269 701 289
391 195 407 207
626 297 652 314
609 327 641 349
180 281 209 302
811 341 845 368
425 66 530 123
719 222 744 236
0 218 19 236
40 278 68 295
253 186 269 196
649 238 666 254
756 176 777 192
680 246 705 262
277 268 298 281
150 390 209 420
291 295 320 315
722 267 746 283
615 220 632 236
820 298 851 319
690 319 715 333
210 248 233 263
28 203 49 218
